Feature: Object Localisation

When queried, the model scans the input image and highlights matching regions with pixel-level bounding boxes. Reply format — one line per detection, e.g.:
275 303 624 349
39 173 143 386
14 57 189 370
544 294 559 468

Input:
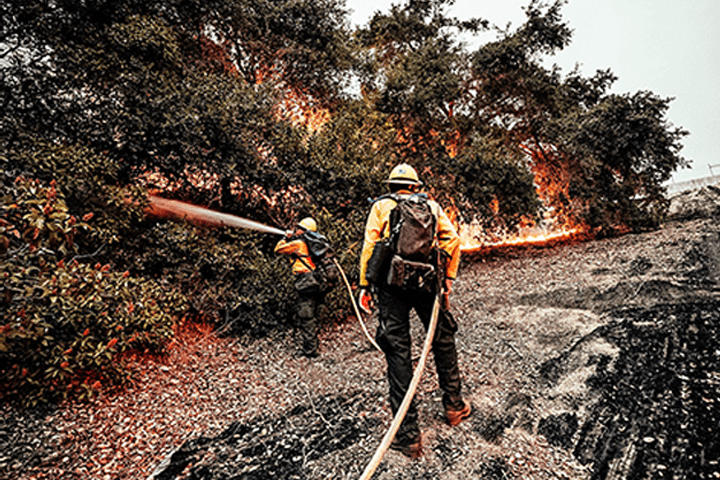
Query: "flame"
460 223 584 253
459 141 591 253
255 66 331 134
428 128 462 159
274 90 330 134
488 198 500 215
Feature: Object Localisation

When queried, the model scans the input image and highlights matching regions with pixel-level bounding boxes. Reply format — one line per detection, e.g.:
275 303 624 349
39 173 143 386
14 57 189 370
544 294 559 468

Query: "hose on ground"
358 294 441 480
334 258 382 353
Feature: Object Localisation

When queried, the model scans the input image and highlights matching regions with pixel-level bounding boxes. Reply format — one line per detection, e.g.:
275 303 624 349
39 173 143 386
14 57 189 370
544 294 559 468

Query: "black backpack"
366 193 438 290
301 230 340 292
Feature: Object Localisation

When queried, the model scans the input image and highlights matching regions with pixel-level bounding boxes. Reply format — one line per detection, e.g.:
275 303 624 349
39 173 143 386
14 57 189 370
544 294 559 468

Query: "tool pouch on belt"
386 255 436 292
294 271 321 294
366 239 392 285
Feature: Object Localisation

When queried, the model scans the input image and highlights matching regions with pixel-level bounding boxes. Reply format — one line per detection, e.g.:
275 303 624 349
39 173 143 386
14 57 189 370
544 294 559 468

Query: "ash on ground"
3 186 720 480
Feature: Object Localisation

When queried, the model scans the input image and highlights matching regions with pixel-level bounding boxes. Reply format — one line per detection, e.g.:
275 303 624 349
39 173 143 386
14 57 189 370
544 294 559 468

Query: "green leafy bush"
1 178 187 406
119 220 293 337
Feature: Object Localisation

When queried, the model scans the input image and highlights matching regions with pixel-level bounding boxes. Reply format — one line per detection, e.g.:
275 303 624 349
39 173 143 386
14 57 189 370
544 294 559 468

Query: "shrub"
1 178 187 406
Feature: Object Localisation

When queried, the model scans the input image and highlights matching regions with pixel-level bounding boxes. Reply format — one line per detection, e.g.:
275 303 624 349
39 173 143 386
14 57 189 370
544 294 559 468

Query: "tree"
468 1 688 231
356 0 486 161
555 90 689 230
1 0 360 403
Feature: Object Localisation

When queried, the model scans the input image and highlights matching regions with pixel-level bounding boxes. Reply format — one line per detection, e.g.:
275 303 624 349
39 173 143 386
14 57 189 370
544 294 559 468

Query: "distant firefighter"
275 217 338 358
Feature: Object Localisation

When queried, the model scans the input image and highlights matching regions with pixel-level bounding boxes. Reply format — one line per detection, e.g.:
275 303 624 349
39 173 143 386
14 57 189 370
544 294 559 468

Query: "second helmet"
298 217 317 232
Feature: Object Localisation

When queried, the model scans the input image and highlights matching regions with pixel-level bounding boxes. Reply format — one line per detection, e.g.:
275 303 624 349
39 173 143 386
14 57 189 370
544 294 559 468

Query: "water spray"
147 195 287 236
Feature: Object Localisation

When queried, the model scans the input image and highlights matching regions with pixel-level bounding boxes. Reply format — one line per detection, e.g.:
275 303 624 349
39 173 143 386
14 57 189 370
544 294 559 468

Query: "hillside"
2 187 719 480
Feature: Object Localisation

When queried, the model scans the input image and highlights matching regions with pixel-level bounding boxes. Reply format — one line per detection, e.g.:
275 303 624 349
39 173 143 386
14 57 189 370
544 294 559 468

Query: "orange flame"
428 128 462 159
274 91 330 134
460 223 584 253
459 142 590 253
255 66 330 134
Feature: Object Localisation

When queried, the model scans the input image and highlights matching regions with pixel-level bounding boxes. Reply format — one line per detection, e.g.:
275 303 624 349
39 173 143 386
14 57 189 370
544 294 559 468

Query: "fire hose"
358 293 441 480
334 258 382 353
146 196 444 479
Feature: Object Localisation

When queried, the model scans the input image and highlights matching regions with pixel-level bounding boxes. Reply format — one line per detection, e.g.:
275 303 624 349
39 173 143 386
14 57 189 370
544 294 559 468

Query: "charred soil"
2 195 719 479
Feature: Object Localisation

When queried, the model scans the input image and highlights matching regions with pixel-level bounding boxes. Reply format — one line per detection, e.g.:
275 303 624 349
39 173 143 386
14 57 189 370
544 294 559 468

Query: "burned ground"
573 301 720 479
2 188 720 479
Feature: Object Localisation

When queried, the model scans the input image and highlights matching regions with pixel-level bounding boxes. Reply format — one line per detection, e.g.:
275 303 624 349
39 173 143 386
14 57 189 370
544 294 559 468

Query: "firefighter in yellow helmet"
357 163 471 458
275 217 322 358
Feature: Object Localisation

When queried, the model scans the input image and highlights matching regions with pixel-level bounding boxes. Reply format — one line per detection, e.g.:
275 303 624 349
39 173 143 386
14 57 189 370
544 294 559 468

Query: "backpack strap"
287 235 316 272
294 254 315 272
369 192 399 204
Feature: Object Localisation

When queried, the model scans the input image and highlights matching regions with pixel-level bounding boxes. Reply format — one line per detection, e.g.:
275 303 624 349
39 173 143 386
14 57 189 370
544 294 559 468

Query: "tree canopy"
1 0 688 404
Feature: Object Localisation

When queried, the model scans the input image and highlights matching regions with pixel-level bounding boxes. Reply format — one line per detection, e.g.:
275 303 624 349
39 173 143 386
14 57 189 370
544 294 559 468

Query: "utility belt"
366 240 438 292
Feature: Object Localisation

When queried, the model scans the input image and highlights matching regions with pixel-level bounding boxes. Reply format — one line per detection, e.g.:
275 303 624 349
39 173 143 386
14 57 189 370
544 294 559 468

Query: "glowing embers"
274 90 330 134
429 128 462 159
135 165 219 193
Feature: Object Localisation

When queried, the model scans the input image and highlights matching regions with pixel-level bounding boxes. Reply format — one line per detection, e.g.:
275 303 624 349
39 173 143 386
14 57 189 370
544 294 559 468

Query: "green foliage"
356 0 486 161
557 91 688 230
1 179 186 406
117 221 292 336
4 136 148 247
451 141 542 226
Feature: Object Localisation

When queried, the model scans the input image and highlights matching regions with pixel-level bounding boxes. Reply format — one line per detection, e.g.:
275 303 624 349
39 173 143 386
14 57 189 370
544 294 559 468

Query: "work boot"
389 436 422 459
445 400 472 426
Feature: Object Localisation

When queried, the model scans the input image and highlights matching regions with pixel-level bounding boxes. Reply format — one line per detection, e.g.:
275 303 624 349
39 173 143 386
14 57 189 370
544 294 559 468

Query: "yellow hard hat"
385 163 422 186
297 217 317 232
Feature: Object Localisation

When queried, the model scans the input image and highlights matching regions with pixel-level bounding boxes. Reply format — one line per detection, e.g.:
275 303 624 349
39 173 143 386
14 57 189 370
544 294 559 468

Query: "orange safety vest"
274 237 316 275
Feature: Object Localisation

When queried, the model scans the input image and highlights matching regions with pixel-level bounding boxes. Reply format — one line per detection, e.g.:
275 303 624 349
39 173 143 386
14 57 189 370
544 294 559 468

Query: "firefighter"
358 163 472 458
275 217 323 358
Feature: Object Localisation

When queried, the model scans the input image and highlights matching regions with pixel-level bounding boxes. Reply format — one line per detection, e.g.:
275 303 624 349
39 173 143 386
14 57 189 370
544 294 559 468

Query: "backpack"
366 193 438 290
301 230 340 292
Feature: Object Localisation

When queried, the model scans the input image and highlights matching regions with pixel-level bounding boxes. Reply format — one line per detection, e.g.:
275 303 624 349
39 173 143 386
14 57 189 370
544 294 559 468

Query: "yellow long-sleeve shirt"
358 191 461 287
274 237 316 275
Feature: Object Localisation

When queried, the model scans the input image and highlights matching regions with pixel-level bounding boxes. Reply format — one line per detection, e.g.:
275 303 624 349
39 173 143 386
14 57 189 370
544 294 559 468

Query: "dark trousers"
296 290 320 355
375 285 464 444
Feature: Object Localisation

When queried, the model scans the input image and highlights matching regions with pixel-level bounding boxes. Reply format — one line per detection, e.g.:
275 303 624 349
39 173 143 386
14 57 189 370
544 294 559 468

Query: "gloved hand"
358 288 374 314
